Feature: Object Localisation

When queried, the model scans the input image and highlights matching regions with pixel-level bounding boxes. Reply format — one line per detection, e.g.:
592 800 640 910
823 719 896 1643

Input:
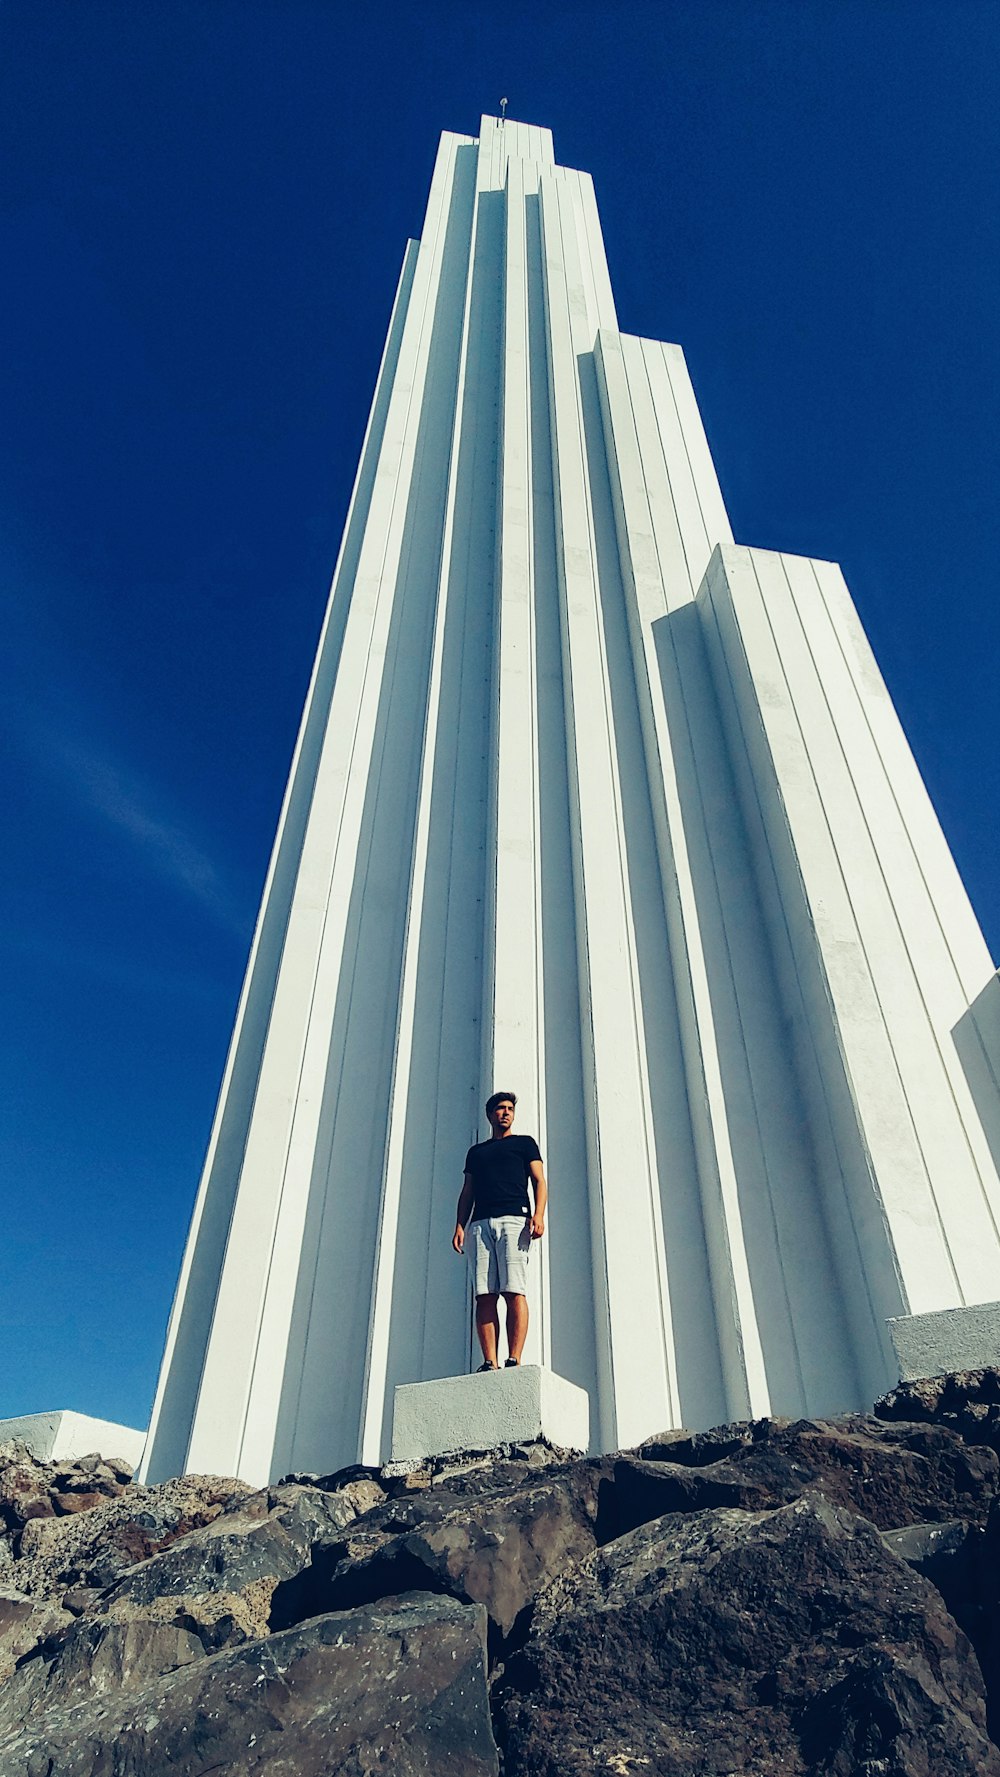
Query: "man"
452 1091 547 1371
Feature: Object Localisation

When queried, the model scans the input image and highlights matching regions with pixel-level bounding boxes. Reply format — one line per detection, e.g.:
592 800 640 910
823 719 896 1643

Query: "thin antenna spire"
499 97 508 126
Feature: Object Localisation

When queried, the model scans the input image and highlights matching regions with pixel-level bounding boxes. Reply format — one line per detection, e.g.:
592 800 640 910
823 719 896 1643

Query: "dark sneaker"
504 1358 520 1367
477 1360 498 1372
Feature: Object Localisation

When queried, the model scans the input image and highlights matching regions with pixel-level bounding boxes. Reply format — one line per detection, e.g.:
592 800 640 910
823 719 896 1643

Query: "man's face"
488 1098 515 1134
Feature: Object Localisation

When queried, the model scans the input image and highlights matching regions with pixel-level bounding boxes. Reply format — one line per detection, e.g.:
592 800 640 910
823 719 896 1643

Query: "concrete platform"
0 1410 147 1468
391 1365 590 1464
888 1302 1000 1382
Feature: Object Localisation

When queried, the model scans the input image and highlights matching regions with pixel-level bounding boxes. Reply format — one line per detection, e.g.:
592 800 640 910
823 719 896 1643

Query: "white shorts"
467 1215 531 1296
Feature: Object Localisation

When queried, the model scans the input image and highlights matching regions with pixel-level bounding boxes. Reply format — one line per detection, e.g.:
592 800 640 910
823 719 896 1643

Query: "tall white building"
140 116 1000 1487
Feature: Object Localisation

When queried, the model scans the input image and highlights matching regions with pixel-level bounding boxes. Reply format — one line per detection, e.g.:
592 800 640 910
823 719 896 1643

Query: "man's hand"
454 1175 474 1254
528 1161 547 1240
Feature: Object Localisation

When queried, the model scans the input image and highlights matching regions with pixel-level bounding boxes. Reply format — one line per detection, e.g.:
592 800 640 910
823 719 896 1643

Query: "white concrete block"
0 1410 146 1468
888 1304 1000 1382
390 1366 590 1463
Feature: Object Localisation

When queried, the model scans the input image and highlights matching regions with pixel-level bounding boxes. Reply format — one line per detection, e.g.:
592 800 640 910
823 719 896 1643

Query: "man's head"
486 1090 516 1134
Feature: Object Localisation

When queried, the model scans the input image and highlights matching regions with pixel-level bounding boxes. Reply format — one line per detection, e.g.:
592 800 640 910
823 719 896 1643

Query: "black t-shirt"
463 1134 542 1221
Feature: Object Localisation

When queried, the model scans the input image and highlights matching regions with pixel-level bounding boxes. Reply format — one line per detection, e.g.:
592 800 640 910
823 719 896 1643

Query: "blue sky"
2 1 998 1432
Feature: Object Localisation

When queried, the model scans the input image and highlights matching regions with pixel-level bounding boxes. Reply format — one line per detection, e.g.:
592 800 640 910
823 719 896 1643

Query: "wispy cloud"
56 736 237 924
8 693 247 938
1 555 250 940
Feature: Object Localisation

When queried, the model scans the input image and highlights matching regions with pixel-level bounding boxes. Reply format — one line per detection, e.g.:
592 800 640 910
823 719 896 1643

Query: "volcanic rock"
597 1453 774 1540
635 1411 999 1528
0 1615 206 1728
1 1386 1000 1772
0 1443 131 1539
0 1590 71 1682
51 1490 109 1516
0 1473 249 1602
0 1460 55 1533
877 1368 1000 1459
498 1492 1000 1776
0 1593 497 1777
884 1495 1000 1743
87 1480 370 1654
273 1461 604 1642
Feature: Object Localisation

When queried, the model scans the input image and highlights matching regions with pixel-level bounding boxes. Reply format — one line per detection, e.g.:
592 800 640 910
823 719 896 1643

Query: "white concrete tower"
140 117 1000 1486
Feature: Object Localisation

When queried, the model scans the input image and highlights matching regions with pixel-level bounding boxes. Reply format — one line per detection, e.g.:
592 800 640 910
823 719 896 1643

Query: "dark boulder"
85 1481 362 1653
877 1369 1000 1459
597 1454 774 1540
881 1516 1000 1726
498 1493 1000 1776
0 1483 392 1726
0 1590 71 1682
1 1385 1000 1772
882 1514 978 1618
0 1593 499 1777
0 1616 206 1731
635 1412 998 1528
273 1462 604 1643
885 1496 1000 1745
401 1442 573 1499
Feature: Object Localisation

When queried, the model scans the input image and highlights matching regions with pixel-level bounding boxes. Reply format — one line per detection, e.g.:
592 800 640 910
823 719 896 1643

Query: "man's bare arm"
453 1173 475 1253
528 1160 547 1239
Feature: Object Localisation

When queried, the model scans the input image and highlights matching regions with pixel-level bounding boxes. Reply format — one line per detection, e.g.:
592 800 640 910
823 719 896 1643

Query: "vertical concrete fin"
808 556 992 1003
481 152 551 1366
478 114 555 180
955 974 1000 1189
356 128 508 1461
593 327 769 1423
538 171 679 1449
704 546 1000 1323
699 545 916 1379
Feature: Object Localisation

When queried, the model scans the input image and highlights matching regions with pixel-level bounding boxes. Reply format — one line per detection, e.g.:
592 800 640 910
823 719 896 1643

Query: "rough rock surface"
0 1589 71 1682
0 1593 497 1776
0 1444 250 1603
3 1392 1000 1773
0 1444 132 1538
636 1412 1000 1528
93 1481 364 1651
273 1460 604 1640
877 1368 1000 1459
498 1492 1000 1775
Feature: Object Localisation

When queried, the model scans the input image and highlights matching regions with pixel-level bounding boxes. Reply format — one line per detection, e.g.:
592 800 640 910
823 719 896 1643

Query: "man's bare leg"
504 1292 528 1363
475 1293 500 1367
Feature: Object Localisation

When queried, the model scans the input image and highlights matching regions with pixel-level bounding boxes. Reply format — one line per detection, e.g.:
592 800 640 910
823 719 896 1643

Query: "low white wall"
0 1410 146 1468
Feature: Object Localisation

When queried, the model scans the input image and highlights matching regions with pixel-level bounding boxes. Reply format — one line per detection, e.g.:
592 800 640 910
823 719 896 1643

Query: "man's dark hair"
485 1090 517 1118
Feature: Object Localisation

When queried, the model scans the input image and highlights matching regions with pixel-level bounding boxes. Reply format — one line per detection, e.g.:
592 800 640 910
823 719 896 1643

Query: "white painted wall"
140 117 1000 1488
700 546 1000 1338
0 1411 146 1468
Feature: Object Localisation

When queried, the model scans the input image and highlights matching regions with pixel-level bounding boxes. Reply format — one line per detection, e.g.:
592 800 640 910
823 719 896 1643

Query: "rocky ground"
2 1370 1000 1773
